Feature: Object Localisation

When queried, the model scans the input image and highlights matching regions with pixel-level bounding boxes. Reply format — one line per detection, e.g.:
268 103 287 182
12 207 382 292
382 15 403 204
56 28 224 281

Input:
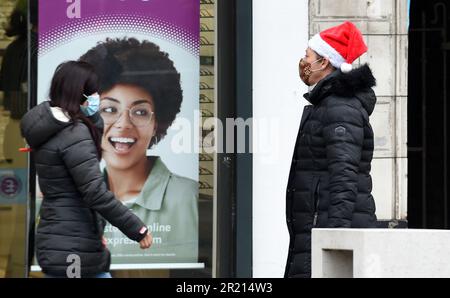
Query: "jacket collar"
302 64 377 115
135 157 170 210
104 156 171 211
303 70 339 106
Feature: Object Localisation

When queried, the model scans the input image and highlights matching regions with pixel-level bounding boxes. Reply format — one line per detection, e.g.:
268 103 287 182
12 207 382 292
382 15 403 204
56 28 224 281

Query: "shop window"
29 0 216 278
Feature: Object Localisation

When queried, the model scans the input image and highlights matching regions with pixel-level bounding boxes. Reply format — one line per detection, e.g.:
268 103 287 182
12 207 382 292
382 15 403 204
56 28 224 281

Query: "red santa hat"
308 21 367 73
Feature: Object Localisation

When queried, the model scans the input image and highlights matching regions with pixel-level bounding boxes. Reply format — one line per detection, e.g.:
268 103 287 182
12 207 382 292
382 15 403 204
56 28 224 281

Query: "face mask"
81 93 100 116
299 58 323 86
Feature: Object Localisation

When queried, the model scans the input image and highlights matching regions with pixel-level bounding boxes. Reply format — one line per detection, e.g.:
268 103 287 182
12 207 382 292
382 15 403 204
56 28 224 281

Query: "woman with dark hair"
20 61 152 278
79 38 198 264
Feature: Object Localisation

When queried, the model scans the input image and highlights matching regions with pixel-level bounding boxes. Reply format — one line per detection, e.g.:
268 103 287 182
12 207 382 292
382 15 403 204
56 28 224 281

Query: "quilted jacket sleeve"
323 101 364 228
60 123 147 242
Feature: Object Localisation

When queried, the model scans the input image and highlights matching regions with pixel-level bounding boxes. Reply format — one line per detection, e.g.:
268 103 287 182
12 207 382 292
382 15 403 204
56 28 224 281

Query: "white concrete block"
395 157 408 220
361 35 396 97
395 96 408 158
322 250 353 278
371 158 394 220
312 0 394 19
312 229 450 278
310 0 396 35
396 35 409 97
396 0 409 35
310 20 394 36
371 97 395 158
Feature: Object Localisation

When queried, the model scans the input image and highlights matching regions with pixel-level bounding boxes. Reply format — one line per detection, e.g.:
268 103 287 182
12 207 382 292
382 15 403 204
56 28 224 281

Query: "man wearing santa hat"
285 21 378 278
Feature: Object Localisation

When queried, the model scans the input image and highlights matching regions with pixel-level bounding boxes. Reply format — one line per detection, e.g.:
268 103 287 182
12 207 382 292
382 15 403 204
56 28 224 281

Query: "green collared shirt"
103 157 199 264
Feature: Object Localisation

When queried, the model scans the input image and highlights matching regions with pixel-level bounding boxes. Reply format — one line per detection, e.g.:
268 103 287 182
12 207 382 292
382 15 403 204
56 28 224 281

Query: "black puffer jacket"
20 101 147 277
285 65 378 278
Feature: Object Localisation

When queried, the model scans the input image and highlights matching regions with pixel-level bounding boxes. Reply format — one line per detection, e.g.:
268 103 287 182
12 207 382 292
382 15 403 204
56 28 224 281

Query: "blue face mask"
81 93 100 116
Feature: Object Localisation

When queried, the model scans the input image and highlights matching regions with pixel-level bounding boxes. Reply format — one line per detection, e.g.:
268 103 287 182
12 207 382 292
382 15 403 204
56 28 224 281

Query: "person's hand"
102 236 107 247
139 233 152 249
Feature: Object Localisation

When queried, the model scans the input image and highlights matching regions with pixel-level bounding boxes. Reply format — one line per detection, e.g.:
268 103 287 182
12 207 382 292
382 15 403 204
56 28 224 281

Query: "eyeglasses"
200 68 214 76
200 154 213 161
99 103 154 127
199 166 213 175
201 109 214 117
200 82 213 90
200 94 214 103
199 181 213 190
200 9 214 18
200 23 213 32
200 36 214 46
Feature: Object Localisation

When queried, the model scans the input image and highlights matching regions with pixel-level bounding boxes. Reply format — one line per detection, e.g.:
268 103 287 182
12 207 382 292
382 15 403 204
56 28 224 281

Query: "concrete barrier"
312 229 450 278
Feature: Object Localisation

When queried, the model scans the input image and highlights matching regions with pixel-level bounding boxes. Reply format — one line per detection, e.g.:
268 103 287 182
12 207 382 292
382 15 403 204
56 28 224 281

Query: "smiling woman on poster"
79 37 199 264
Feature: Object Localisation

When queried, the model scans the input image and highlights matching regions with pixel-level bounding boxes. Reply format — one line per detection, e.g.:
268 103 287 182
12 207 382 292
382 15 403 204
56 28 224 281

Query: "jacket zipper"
313 178 320 227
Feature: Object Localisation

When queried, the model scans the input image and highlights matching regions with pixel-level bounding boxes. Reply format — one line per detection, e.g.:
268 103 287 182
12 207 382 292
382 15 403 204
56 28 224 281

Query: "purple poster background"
39 0 199 56
35 0 201 268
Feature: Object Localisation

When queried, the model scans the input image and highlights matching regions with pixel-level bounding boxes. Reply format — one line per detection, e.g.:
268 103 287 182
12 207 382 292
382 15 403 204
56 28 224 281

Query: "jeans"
94 272 112 278
45 272 112 278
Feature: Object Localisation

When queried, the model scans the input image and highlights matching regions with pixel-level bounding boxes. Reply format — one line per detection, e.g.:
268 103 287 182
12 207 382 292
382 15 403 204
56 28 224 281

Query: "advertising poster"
36 0 200 269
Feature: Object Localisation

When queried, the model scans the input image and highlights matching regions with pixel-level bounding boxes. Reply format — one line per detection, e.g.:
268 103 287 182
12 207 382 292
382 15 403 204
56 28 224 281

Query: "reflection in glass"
0 0 29 278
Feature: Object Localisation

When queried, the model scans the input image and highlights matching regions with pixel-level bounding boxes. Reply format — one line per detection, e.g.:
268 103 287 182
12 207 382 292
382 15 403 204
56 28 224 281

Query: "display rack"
199 0 215 196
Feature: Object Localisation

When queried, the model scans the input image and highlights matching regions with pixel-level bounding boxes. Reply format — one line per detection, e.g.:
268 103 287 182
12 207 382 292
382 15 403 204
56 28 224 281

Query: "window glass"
30 0 216 278
0 0 29 278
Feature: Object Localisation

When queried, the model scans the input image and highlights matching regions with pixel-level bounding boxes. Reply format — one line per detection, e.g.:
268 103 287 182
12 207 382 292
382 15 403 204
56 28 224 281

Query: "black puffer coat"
285 65 378 278
20 101 147 277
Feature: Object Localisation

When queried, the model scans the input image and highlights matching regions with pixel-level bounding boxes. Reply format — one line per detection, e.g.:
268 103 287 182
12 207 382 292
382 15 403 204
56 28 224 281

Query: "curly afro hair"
79 37 183 148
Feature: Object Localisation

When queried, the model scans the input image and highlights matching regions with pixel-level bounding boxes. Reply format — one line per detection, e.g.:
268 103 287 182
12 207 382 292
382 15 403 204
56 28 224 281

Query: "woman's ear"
321 57 330 69
151 122 159 144
323 57 334 70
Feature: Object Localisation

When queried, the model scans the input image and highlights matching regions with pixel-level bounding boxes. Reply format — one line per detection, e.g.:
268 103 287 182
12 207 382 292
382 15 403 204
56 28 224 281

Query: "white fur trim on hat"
340 63 353 73
308 34 346 69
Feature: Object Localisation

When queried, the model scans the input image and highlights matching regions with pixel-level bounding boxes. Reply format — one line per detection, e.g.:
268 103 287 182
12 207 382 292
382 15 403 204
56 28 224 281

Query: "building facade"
1 0 449 278
253 0 410 277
